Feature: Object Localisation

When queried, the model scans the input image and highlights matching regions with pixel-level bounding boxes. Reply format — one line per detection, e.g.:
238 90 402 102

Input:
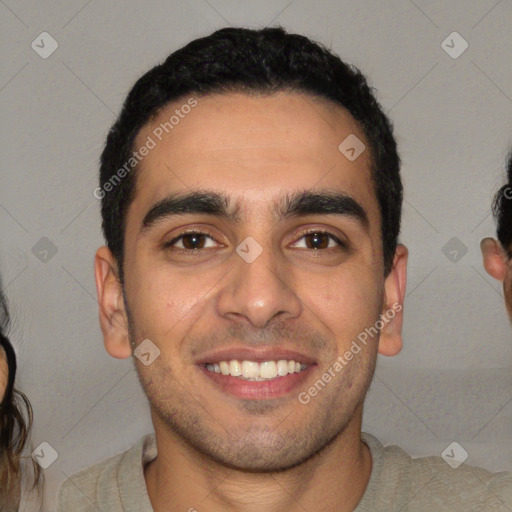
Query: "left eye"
165 232 218 250
292 231 345 250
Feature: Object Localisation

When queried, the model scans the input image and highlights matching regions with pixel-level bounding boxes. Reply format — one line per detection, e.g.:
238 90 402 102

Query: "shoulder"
57 450 126 511
361 433 512 511
57 434 155 512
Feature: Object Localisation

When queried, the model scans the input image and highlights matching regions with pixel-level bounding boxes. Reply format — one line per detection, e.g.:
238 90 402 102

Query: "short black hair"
493 150 512 255
99 26 402 281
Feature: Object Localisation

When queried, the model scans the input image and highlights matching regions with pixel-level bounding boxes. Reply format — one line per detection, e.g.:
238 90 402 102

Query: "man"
58 27 511 511
481 152 512 319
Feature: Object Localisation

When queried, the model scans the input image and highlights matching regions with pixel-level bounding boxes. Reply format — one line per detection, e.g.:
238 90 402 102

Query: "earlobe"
378 244 408 357
94 246 132 359
481 238 507 282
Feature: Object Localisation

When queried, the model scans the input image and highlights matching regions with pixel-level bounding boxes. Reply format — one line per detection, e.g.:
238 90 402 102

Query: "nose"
216 238 302 329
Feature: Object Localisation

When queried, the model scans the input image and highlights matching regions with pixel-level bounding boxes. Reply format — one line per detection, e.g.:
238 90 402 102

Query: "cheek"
301 266 382 340
128 260 213 343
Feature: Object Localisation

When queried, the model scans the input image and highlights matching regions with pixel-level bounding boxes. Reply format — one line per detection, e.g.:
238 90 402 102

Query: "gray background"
0 0 511 510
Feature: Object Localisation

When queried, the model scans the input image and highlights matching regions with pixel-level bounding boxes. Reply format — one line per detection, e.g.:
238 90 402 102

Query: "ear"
94 246 132 359
480 238 507 282
378 244 408 357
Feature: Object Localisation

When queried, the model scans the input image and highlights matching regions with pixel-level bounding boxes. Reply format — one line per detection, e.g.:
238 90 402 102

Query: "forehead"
129 92 378 227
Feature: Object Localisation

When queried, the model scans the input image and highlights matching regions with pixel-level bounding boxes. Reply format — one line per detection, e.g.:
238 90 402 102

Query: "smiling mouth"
203 359 309 381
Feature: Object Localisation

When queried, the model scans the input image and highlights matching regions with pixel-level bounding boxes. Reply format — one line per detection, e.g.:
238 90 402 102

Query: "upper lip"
195 346 317 365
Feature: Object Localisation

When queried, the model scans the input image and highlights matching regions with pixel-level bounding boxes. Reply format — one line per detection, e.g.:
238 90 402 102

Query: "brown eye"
164 231 218 251
180 233 207 250
304 232 330 249
292 230 346 250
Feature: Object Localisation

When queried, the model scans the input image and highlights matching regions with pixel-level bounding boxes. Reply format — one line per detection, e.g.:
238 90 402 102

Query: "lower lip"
198 365 316 400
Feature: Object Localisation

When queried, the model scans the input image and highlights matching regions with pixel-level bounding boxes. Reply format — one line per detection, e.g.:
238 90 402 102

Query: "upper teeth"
205 360 307 380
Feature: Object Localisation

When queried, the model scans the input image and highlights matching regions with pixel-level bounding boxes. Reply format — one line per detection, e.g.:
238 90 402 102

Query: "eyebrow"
140 189 369 234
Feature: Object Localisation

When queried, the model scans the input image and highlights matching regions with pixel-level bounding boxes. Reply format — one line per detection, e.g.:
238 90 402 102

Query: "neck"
145 405 372 512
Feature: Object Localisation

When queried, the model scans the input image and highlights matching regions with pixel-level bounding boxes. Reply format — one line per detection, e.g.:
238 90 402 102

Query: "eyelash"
163 228 347 254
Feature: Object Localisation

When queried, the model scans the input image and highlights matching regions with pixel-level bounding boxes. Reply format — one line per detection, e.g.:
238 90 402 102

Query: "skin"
0 345 7 403
95 92 408 512
481 237 512 319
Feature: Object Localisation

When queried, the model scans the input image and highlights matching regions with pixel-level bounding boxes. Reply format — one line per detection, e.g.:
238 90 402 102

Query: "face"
481 238 512 320
96 92 406 471
0 345 8 403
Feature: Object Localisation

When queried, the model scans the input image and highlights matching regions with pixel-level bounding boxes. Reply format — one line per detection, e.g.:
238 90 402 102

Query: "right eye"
163 231 220 252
